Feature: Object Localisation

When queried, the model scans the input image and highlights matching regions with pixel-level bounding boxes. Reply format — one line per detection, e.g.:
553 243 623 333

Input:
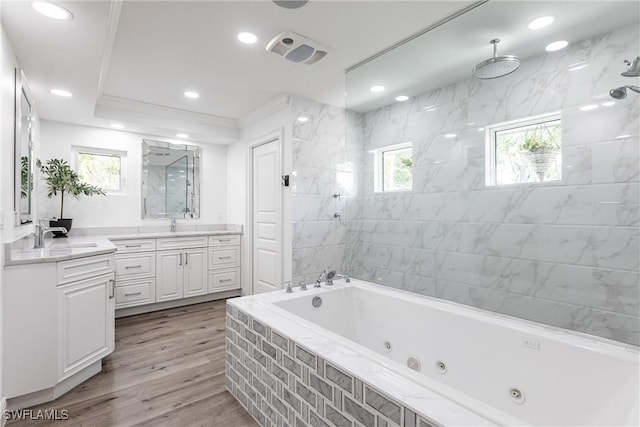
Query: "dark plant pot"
50 218 72 238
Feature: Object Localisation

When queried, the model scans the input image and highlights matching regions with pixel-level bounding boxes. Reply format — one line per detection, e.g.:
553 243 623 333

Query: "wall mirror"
14 69 34 225
141 139 200 219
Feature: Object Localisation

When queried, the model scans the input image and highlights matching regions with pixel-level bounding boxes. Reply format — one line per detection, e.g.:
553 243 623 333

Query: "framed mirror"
141 139 200 219
14 69 34 225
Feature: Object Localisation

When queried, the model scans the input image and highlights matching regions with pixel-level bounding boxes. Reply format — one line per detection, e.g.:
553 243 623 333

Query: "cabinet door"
57 273 115 381
156 250 183 302
184 248 207 297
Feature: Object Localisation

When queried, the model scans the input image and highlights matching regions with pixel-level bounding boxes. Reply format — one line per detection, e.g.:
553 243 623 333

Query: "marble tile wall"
344 25 640 345
226 303 437 427
291 96 352 285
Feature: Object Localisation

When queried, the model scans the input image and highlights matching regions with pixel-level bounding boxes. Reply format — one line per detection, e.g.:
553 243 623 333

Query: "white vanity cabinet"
156 236 208 302
57 272 115 380
3 251 115 407
208 235 241 292
113 238 156 308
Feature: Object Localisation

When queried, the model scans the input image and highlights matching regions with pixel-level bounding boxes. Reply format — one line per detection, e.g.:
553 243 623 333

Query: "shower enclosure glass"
343 1 639 345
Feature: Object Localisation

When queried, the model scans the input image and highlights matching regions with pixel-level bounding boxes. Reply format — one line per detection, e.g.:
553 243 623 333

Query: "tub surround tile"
226 298 493 427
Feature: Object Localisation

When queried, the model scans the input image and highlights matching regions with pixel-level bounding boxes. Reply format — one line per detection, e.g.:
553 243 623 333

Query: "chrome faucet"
34 219 67 248
170 217 177 233
325 271 350 286
314 268 328 288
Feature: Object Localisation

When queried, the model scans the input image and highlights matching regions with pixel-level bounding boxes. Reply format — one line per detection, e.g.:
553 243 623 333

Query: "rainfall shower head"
621 56 640 77
609 85 640 99
472 39 520 79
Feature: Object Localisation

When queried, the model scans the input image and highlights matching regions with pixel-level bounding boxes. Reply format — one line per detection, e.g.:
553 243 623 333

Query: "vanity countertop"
6 236 116 267
107 230 242 240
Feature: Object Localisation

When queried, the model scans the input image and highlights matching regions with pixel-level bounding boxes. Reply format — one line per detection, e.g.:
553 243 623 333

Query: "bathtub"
226 279 639 427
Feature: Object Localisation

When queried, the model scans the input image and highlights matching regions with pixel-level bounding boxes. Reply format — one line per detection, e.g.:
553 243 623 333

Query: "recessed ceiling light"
528 15 555 30
545 40 569 52
478 127 485 132
395 95 409 102
423 106 437 112
370 85 386 93
579 104 598 111
184 91 199 99
176 133 189 138
110 124 124 129
297 116 309 122
568 61 589 71
601 101 616 107
50 88 72 97
237 32 258 44
32 1 72 20
616 134 631 139
444 133 457 138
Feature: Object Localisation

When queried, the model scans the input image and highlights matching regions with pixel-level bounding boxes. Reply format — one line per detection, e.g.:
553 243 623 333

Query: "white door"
57 273 114 380
252 139 281 294
184 248 207 297
156 250 183 301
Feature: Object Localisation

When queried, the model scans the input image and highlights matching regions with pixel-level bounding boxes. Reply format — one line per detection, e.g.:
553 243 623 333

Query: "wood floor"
8 300 257 427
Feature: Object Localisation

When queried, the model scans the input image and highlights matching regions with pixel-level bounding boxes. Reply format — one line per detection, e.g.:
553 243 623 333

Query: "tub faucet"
170 217 177 233
285 281 293 293
299 278 308 291
34 219 67 248
325 271 350 286
314 268 328 288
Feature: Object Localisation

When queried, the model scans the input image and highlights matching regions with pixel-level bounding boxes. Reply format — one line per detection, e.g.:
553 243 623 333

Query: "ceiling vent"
266 31 328 65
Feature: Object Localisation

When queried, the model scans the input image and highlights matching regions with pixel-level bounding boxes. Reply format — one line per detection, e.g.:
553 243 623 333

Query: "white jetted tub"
227 279 639 426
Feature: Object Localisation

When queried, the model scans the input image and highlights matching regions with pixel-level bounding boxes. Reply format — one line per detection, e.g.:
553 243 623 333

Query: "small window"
487 113 561 186
373 143 413 192
72 147 126 193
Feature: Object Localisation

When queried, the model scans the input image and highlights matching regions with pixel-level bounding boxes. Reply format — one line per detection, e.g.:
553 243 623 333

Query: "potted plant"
519 126 560 181
36 158 105 237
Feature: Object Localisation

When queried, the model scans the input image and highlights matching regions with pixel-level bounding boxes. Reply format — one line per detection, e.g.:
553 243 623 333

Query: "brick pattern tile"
226 302 436 427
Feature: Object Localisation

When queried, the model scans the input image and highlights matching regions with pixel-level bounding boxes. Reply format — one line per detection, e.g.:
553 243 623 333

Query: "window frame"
371 142 413 193
71 146 127 194
485 111 562 187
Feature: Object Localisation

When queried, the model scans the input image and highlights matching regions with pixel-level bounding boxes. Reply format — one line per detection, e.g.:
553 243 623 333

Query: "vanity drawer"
112 239 156 253
115 253 155 278
209 268 240 292
157 236 208 250
208 246 240 268
115 278 155 308
57 254 115 285
208 235 240 246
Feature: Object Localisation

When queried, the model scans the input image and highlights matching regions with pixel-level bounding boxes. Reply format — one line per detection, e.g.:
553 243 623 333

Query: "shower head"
472 39 520 80
609 85 640 99
621 56 640 77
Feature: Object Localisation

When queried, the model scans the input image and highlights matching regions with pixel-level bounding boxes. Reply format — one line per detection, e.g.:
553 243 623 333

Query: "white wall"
228 96 293 295
38 120 228 228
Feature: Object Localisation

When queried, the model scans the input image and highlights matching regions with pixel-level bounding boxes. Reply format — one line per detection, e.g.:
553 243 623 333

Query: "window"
72 147 126 193
486 113 561 186
373 143 413 192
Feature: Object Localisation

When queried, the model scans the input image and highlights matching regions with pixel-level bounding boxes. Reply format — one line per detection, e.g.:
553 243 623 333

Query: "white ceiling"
1 0 473 144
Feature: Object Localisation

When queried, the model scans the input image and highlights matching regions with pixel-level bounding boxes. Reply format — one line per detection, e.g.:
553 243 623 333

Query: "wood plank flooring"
7 300 257 427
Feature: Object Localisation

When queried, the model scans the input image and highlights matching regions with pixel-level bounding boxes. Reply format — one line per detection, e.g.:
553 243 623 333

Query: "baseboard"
115 289 241 318
1 396 7 427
